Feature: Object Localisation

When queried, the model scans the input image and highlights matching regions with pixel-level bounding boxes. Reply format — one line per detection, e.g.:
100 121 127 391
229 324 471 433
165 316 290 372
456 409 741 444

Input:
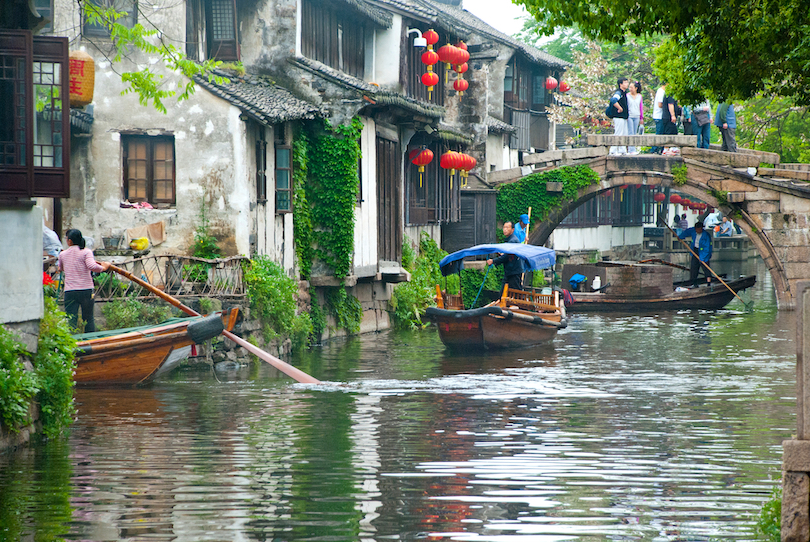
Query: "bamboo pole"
108 265 321 384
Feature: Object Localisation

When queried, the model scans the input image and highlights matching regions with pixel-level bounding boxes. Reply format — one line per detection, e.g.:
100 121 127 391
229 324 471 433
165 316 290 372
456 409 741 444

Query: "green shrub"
459 266 503 309
34 297 77 438
244 256 312 350
756 485 781 542
0 328 38 432
101 297 173 330
390 233 459 328
0 298 76 437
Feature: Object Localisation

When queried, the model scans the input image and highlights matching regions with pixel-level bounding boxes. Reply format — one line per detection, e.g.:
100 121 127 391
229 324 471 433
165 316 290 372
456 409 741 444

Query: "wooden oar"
658 222 754 311
108 265 321 384
637 258 690 271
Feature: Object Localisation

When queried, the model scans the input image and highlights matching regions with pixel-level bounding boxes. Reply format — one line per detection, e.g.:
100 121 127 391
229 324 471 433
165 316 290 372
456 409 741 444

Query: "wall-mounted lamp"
407 28 427 48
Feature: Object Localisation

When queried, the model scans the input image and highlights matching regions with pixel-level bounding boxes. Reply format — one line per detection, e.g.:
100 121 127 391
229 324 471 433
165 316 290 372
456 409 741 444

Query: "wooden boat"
569 275 756 311
424 243 567 350
562 261 756 312
74 309 238 385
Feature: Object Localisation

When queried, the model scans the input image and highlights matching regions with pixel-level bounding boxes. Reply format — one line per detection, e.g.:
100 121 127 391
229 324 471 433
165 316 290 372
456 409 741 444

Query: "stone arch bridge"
488 135 810 310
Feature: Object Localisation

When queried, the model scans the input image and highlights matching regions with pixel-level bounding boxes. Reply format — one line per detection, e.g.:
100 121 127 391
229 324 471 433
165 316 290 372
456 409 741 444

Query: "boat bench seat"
500 287 559 313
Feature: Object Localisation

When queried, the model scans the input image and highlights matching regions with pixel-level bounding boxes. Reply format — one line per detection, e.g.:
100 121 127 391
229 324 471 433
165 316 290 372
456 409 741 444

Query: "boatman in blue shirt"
514 214 530 243
679 222 713 288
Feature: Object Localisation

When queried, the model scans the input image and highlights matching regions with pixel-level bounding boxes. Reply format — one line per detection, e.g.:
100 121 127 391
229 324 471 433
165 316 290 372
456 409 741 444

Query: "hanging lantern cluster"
440 151 476 188
418 33 475 100
409 147 434 187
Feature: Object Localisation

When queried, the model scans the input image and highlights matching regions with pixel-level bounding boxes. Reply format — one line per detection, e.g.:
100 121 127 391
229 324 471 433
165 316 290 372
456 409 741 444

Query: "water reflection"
0 259 795 541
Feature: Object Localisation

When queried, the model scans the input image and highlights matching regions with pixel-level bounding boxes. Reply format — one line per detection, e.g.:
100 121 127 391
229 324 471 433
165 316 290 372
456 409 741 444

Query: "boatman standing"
514 214 530 243
678 222 713 288
487 221 523 292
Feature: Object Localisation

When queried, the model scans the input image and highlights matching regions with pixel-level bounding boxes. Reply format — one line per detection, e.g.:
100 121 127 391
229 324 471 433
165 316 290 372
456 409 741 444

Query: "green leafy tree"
80 1 228 112
514 0 810 105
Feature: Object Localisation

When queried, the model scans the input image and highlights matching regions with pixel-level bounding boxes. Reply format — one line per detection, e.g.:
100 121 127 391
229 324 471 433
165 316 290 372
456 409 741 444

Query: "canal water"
0 260 796 541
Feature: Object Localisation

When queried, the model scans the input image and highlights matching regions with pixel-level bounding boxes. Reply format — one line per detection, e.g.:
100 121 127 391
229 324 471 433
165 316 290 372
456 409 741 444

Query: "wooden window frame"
122 134 176 205
406 139 460 226
0 31 70 199
274 143 292 214
205 0 239 61
256 127 267 203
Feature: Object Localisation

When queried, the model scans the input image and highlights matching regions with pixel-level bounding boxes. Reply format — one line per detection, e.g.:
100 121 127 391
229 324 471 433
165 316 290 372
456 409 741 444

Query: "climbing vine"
709 188 729 207
305 118 363 280
496 165 600 236
324 287 363 334
293 135 314 281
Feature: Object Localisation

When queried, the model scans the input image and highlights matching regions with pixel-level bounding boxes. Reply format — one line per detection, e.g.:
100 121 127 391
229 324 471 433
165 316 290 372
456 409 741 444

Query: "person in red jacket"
58 229 111 332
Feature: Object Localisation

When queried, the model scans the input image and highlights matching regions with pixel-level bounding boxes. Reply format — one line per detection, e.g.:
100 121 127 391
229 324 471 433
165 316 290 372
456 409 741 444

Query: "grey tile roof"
365 0 437 20
486 115 516 133
342 0 393 27
291 57 446 118
291 57 380 93
421 0 571 69
70 107 94 134
194 71 322 125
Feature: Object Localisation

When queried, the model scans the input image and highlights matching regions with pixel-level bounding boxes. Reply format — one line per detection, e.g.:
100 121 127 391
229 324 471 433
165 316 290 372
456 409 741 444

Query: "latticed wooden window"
123 135 175 204
207 0 238 60
83 0 137 37
301 0 365 78
275 144 292 213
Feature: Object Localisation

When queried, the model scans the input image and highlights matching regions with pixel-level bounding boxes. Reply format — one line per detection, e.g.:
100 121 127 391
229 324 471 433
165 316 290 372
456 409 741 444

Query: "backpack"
605 102 616 118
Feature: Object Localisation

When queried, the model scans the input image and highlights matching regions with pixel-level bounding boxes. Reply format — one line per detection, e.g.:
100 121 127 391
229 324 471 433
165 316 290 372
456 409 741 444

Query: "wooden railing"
48 254 249 302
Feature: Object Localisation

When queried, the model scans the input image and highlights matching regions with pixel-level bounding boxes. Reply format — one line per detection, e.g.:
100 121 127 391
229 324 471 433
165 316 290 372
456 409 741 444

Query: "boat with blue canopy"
427 243 566 350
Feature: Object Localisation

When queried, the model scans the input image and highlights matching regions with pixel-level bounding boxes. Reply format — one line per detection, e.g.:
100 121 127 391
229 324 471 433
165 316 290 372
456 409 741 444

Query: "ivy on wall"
496 165 601 239
292 118 364 336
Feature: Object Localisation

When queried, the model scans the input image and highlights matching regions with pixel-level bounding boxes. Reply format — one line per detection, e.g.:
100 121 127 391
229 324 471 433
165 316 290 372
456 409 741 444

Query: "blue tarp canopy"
438 243 556 276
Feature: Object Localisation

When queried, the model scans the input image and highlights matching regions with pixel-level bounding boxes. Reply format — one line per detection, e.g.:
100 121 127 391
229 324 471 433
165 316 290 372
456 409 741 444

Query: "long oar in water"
107 265 321 384
659 220 754 312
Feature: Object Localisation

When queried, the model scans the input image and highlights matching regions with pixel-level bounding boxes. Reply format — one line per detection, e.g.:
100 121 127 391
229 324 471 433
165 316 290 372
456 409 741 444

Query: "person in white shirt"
652 83 666 154
626 81 643 155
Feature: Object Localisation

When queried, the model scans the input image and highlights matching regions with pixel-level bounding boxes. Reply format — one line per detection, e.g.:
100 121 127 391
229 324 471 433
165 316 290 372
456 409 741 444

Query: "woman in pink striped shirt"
58 229 110 332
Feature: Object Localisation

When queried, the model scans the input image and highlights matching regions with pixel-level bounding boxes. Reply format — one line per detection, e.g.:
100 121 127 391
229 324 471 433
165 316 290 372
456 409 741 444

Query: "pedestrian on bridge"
626 81 643 154
608 78 630 155
679 222 713 288
714 102 737 153
651 83 667 154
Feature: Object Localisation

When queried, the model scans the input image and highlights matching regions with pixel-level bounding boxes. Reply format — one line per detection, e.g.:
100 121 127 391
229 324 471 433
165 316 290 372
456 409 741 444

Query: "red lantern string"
421 50 439 72
453 78 469 95
653 192 667 203
670 194 682 204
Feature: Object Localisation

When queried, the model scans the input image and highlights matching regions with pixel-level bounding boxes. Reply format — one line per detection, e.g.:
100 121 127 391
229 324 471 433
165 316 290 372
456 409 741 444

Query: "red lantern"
453 78 469 94
559 81 570 93
545 76 558 91
455 45 470 66
422 71 439 93
440 151 460 175
670 194 682 204
424 29 439 48
453 62 468 75
411 148 434 187
653 192 667 203
421 50 439 70
620 184 628 190
437 44 458 68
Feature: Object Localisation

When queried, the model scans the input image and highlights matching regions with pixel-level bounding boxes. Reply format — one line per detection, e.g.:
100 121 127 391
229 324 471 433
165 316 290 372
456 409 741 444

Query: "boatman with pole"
486 221 523 291
678 222 713 288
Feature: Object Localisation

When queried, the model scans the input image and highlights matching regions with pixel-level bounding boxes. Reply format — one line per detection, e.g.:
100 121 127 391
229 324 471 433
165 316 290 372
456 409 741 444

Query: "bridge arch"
521 164 794 309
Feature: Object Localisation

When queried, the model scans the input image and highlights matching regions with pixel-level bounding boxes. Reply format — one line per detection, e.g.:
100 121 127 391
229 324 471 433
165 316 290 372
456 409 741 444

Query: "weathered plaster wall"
354 117 379 276
0 207 44 325
374 14 402 88
55 0 254 257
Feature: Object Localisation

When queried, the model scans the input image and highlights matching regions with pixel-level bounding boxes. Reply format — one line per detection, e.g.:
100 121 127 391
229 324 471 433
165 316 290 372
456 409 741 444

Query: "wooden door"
376 136 401 263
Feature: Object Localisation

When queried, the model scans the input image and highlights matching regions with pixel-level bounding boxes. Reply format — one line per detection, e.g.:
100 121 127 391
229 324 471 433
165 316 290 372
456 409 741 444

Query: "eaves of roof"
340 0 393 27
194 71 322 125
372 91 446 118
364 0 437 21
291 56 379 93
486 116 517 133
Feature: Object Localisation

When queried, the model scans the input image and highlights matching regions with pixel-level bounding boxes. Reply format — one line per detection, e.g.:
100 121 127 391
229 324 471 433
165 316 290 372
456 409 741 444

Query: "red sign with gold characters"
68 50 95 107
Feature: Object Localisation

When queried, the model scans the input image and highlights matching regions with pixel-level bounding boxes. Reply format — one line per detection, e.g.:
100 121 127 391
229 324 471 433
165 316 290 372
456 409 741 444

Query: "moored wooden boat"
74 309 238 385
569 274 756 311
424 243 566 350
